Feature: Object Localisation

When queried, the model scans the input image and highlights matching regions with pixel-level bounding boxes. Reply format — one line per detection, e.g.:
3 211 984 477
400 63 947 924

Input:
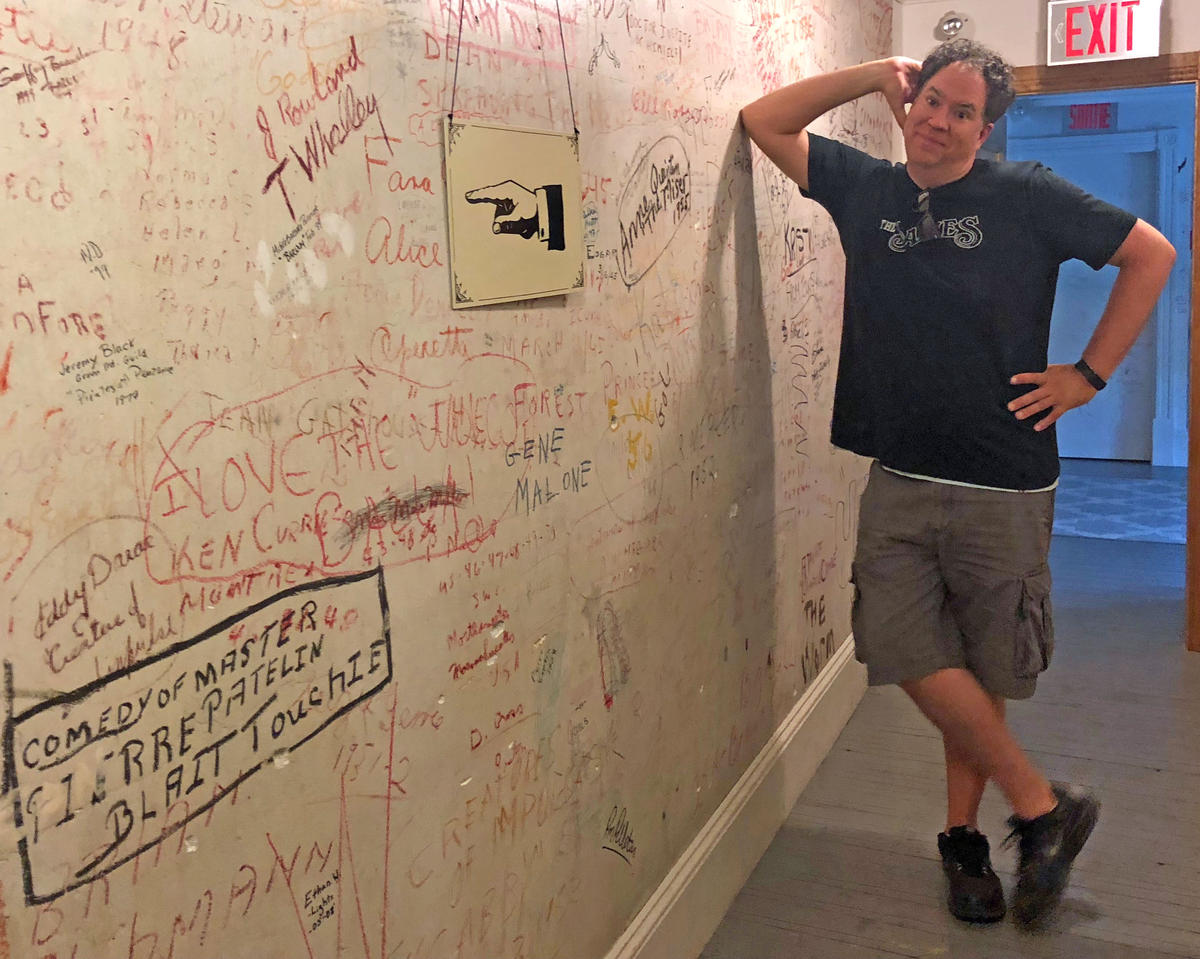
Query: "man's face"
903 62 994 177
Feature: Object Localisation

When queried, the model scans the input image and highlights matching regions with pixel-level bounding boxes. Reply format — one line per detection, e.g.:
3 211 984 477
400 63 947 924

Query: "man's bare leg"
943 692 1005 830
900 667 1056 821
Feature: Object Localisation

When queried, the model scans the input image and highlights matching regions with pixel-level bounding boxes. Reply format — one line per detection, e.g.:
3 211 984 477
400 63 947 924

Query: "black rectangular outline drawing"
3 567 392 905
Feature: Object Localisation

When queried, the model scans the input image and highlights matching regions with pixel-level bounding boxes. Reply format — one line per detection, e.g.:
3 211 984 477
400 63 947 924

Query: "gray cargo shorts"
850 462 1056 700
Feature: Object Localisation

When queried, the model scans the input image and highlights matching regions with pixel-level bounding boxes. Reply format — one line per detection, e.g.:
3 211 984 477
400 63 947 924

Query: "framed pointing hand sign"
444 119 584 307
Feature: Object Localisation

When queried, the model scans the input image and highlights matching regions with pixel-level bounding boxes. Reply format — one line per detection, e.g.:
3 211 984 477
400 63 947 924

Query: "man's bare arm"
1009 218 1176 430
739 58 921 190
1081 218 1178 378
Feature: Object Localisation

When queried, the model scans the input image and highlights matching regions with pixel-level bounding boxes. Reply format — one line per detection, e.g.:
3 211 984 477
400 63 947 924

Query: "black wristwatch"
1074 358 1107 391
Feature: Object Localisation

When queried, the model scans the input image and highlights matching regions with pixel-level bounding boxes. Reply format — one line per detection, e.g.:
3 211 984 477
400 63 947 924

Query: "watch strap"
1074 358 1107 391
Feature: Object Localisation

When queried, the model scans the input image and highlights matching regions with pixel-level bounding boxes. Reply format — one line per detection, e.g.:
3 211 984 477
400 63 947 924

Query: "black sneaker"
1005 783 1100 927
938 826 1006 922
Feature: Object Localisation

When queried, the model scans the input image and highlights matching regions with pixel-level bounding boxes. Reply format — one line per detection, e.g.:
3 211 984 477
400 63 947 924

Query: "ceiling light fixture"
934 11 972 42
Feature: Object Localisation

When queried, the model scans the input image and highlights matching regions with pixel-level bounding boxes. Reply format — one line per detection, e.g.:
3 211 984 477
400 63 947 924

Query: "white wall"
895 0 1200 64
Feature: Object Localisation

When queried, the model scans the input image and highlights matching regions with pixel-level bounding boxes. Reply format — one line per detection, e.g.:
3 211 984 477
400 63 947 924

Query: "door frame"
1012 52 1200 652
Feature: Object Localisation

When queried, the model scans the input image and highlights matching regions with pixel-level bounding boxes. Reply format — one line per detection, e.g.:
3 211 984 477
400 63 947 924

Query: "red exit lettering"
1065 2 1141 58
1069 103 1113 130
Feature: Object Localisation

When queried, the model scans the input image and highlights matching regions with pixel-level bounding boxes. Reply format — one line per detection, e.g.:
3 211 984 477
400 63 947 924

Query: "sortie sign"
1047 0 1162 66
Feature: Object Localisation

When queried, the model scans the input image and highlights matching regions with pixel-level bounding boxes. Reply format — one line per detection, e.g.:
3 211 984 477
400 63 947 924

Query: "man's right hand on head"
882 57 923 129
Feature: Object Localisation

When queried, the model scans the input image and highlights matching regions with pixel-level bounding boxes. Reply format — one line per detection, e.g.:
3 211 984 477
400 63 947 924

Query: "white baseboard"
604 638 867 959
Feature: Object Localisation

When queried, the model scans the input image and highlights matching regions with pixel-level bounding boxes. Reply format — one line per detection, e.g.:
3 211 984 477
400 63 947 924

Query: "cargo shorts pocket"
1015 565 1054 678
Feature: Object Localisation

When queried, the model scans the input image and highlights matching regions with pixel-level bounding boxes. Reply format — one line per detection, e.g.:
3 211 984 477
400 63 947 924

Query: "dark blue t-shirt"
802 134 1136 490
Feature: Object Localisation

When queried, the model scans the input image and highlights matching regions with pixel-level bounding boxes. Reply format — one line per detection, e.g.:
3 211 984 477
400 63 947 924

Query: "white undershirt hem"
881 465 1059 494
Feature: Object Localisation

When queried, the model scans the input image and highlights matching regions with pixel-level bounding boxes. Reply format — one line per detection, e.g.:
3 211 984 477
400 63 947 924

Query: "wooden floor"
700 535 1200 958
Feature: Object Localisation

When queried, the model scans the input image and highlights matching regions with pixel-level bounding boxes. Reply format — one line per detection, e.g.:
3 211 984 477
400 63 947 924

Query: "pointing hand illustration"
466 180 540 238
464 180 566 251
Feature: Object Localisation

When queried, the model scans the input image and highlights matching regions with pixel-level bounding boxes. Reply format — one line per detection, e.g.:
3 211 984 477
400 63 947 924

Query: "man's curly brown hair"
918 39 1015 124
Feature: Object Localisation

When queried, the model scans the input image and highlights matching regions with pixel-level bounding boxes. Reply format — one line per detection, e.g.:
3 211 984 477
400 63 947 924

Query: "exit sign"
1047 0 1162 66
1068 102 1116 129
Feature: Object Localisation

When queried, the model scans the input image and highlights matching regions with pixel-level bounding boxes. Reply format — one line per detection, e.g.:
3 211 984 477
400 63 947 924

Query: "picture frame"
443 118 585 308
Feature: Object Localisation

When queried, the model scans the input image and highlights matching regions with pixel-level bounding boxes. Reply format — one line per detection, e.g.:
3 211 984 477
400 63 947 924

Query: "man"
741 41 1175 927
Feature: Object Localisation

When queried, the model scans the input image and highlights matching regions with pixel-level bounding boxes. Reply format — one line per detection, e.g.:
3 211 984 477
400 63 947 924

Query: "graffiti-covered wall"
0 1 893 956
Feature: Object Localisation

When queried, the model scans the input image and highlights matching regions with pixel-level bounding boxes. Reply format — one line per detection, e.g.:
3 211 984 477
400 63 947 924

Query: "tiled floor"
1053 458 1186 544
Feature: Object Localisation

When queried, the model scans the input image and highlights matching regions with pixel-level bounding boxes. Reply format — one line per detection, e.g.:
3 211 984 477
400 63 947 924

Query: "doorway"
1009 54 1200 651
1004 84 1193 466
